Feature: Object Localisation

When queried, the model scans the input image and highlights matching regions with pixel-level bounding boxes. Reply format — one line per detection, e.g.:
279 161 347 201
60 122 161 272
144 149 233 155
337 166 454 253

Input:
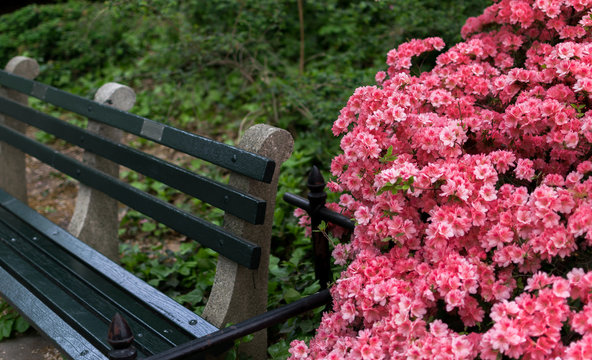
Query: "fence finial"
307 165 325 191
108 313 137 360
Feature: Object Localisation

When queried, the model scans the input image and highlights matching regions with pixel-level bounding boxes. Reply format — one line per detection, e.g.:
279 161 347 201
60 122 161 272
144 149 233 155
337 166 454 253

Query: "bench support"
202 124 293 359
0 56 39 203
68 83 136 261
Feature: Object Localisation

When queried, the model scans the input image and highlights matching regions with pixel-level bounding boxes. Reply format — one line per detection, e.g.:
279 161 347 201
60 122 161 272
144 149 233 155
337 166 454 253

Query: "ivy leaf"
14 317 30 334
0 319 14 339
141 221 157 233
175 288 204 306
303 282 321 296
299 319 314 333
284 288 301 304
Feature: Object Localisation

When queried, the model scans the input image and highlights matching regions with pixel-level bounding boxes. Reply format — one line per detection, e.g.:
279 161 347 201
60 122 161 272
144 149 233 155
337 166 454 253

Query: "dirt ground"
26 146 81 228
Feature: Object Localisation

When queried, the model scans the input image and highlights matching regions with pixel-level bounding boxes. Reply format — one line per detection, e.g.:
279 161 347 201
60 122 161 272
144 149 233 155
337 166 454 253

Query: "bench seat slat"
0 124 262 269
0 96 266 224
0 70 275 183
0 207 192 355
0 235 116 351
0 188 225 358
0 266 109 360
0 189 218 339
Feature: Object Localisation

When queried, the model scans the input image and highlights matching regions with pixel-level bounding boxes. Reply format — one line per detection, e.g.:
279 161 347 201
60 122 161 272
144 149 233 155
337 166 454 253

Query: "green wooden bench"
0 55 331 360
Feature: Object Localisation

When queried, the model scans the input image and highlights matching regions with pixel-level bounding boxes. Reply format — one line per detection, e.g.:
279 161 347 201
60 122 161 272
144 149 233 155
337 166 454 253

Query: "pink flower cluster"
289 0 592 359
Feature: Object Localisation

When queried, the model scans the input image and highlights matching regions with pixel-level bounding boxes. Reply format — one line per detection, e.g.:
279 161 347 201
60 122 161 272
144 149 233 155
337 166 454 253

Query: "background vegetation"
0 0 490 357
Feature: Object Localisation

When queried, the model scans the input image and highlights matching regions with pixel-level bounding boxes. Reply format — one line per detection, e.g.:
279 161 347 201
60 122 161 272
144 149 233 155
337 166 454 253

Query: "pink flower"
515 158 535 180
354 206 372 225
445 289 466 311
479 183 498 201
564 131 579 149
552 279 571 298
289 340 309 359
488 320 525 352
341 301 357 323
375 71 387 84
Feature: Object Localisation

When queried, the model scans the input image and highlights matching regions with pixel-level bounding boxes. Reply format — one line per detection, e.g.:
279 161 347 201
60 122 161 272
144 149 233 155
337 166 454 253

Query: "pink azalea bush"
289 0 592 359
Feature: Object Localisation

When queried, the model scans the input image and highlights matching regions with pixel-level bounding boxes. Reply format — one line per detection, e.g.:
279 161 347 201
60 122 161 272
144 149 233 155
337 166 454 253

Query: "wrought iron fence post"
307 166 331 289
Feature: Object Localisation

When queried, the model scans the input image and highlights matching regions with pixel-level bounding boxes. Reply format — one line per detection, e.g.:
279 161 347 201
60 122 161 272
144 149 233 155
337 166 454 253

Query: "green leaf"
377 176 415 195
303 282 321 296
175 288 204 306
284 288 301 304
379 146 398 163
288 247 307 267
150 264 174 279
141 221 157 233
268 340 290 360
179 261 198 276
14 316 30 334
299 319 314 333
179 242 196 255
0 319 14 339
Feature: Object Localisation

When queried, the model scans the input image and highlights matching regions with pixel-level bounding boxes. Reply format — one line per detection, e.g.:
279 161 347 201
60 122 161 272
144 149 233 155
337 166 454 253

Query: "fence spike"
107 313 137 360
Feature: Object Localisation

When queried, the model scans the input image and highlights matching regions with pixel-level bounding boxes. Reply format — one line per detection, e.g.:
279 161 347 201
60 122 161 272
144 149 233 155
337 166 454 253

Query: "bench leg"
68 83 136 261
203 124 293 359
0 56 40 203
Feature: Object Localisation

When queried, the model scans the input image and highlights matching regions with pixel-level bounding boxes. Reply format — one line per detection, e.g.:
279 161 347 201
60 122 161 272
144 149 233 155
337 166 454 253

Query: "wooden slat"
0 265 109 360
0 214 192 355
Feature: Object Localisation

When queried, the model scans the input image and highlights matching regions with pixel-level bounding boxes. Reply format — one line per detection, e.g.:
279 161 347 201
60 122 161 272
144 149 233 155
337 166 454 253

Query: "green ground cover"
0 0 490 357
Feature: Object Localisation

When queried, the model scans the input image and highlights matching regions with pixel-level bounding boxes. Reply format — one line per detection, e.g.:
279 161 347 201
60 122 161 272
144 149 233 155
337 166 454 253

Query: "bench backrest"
0 67 269 268
0 56 293 358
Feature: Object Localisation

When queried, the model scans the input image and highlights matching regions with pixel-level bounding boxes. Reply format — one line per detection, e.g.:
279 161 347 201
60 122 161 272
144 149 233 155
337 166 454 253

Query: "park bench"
0 55 333 360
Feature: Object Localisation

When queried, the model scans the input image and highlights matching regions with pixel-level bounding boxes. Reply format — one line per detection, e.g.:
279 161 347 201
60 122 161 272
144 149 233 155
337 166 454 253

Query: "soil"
26 146 81 228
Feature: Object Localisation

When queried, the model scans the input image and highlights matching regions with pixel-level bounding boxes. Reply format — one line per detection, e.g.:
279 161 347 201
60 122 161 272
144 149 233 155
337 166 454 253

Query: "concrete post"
68 83 136 261
0 56 40 203
202 124 293 359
